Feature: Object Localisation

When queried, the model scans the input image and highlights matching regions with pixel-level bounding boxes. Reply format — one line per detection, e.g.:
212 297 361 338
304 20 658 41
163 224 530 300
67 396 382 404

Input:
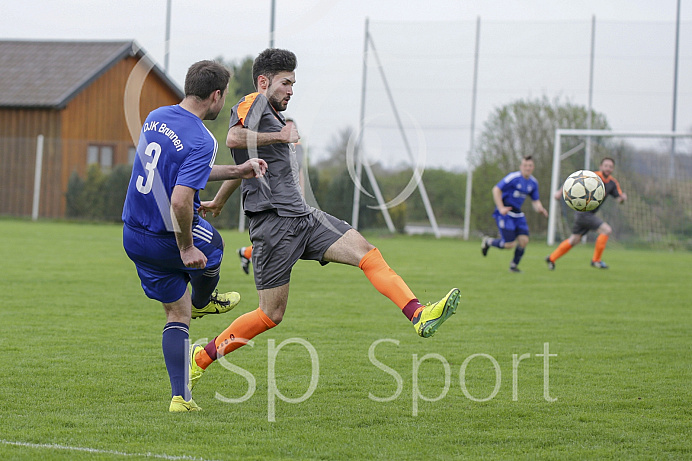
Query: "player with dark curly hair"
192 49 461 392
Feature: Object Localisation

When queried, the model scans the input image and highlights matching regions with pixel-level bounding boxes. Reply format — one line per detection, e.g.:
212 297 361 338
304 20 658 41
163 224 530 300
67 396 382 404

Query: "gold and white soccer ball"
562 170 606 212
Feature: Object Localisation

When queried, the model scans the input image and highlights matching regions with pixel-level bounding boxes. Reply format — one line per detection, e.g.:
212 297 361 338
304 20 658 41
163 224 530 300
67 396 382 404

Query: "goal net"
547 129 692 250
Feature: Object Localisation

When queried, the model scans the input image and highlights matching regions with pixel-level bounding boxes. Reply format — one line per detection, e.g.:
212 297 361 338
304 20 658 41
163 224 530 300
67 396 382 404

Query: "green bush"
65 165 130 222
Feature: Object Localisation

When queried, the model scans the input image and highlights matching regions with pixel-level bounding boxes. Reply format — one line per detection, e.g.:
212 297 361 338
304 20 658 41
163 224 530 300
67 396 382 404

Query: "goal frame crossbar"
547 129 692 245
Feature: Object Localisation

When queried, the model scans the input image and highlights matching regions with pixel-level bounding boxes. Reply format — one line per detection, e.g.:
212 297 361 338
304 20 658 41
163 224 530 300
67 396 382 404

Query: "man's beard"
268 94 286 112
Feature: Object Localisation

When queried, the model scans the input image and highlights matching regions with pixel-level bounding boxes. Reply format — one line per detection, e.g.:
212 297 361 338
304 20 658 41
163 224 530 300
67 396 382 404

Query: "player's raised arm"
226 122 299 149
612 177 627 203
208 158 267 181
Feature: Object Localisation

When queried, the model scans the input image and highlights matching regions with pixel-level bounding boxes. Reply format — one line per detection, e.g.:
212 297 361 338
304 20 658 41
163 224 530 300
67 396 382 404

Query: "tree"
377 168 466 226
311 127 385 228
65 164 130 222
198 56 255 227
471 96 610 235
203 55 255 146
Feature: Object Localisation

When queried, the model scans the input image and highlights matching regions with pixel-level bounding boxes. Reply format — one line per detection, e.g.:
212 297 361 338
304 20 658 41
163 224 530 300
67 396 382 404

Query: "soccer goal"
547 129 692 249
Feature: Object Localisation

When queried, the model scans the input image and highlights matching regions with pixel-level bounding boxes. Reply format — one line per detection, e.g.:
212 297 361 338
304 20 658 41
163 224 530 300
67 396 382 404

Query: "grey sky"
2 0 690 169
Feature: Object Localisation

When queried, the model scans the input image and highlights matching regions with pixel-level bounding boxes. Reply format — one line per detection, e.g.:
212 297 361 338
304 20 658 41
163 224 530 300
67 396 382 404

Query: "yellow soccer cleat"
169 395 202 412
412 288 461 338
189 344 206 392
191 290 240 319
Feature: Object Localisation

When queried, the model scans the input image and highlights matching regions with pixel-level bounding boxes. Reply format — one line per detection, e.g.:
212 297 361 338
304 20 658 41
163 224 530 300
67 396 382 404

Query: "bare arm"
226 122 299 149
613 177 627 203
170 185 207 269
199 179 241 218
208 158 267 181
492 186 511 215
532 199 549 217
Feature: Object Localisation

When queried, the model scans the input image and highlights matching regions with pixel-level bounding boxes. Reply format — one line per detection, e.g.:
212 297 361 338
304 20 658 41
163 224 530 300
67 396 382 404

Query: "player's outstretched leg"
190 307 277 381
191 290 240 319
547 239 573 270
412 288 461 338
482 237 506 256
358 247 460 338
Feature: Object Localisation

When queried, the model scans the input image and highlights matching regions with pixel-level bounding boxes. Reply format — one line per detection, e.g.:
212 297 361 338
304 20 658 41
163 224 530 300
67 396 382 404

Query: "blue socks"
190 265 220 309
162 322 190 400
489 239 526 268
513 246 525 265
491 238 504 248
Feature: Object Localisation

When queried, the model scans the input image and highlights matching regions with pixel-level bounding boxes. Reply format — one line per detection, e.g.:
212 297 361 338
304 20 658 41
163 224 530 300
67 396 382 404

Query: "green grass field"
0 219 690 460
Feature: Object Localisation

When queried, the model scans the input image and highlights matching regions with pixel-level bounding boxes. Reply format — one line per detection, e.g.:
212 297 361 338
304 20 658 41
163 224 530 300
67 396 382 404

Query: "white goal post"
547 129 692 246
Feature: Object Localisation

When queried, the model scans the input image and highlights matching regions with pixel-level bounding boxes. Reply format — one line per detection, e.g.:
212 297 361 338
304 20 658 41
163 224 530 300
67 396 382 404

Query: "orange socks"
243 246 253 260
593 234 609 262
549 234 609 264
359 248 416 310
549 240 572 262
195 307 276 370
195 247 419 371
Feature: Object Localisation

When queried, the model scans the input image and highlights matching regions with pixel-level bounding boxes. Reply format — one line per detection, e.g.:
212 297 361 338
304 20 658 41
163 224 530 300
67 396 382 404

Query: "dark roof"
0 40 183 109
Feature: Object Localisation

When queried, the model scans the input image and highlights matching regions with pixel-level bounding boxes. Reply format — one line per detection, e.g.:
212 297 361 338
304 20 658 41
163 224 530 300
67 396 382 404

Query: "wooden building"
0 40 184 218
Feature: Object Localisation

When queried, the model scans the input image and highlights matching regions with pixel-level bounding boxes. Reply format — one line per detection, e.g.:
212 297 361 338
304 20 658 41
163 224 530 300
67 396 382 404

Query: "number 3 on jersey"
136 142 162 194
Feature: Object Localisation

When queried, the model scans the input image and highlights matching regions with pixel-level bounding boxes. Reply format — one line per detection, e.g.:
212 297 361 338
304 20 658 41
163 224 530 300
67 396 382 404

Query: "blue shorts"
492 210 529 244
123 218 224 303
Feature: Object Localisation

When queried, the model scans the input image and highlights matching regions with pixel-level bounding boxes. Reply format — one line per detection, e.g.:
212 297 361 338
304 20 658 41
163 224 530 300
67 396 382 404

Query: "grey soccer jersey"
229 92 310 217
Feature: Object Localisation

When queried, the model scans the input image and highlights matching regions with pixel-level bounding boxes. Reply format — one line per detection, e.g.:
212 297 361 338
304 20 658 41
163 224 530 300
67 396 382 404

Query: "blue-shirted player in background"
122 60 267 412
481 155 548 272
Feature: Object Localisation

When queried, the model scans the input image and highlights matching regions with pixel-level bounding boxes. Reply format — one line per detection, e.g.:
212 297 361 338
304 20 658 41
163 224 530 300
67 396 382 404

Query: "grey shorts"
571 211 604 236
248 209 353 290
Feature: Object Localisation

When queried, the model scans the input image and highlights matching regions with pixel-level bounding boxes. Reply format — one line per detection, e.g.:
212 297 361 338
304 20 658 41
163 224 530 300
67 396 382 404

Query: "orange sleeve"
235 93 259 126
611 177 623 195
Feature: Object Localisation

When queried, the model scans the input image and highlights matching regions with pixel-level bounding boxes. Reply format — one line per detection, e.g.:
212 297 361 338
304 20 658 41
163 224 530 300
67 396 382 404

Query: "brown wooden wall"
0 55 182 219
59 56 181 216
0 109 62 218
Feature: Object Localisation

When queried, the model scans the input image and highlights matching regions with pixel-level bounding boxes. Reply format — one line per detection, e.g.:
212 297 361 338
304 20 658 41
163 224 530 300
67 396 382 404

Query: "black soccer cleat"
481 236 491 257
237 248 250 275
545 256 555 271
509 263 522 273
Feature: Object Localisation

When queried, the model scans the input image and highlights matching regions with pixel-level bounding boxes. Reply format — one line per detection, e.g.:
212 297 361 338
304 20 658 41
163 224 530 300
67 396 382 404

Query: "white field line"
0 439 222 461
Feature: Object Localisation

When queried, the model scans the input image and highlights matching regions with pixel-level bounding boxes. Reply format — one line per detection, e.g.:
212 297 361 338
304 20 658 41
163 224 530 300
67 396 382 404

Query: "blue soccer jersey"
122 105 218 234
495 171 540 216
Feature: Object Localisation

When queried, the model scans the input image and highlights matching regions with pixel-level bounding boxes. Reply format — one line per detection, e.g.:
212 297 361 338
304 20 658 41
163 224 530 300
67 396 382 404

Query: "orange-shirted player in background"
546 157 627 270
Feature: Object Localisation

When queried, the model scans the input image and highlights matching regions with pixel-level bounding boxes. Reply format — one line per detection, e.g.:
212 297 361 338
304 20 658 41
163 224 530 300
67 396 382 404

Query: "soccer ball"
562 170 605 211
